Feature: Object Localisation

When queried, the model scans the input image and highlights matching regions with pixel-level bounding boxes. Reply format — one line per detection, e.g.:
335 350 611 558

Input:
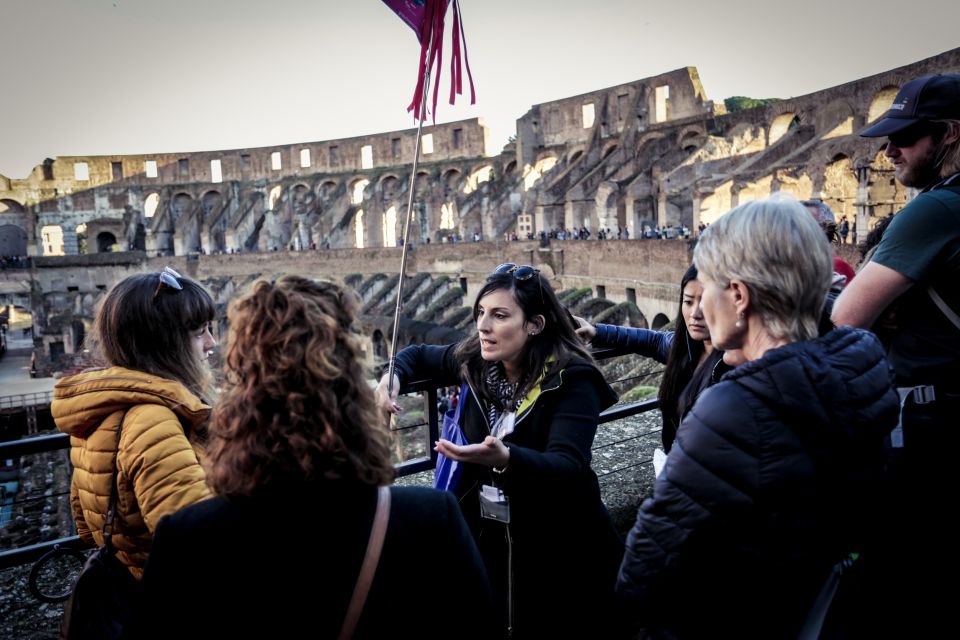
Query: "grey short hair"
693 195 833 341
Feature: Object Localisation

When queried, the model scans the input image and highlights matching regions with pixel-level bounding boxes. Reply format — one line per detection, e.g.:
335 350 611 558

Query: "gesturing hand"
435 436 510 469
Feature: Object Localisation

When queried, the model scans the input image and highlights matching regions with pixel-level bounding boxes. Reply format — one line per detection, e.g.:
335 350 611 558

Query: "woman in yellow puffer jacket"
52 268 217 579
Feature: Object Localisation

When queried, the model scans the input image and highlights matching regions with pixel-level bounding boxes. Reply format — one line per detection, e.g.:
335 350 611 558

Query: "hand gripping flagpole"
386 43 434 396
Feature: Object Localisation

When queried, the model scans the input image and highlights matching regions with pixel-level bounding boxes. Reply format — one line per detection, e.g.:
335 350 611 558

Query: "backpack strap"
928 286 960 331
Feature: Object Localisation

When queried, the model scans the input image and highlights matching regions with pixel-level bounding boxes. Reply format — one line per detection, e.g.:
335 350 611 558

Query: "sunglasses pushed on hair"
154 266 183 298
490 263 545 304
490 263 540 281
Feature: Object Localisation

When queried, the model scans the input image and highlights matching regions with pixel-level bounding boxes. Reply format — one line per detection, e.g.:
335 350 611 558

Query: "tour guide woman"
615 197 898 637
377 264 624 638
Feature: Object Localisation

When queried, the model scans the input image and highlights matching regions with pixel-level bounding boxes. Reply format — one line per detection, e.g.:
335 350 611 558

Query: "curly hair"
206 276 394 496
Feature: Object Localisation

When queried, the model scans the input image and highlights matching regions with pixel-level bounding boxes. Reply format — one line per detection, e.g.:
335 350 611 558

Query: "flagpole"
387 41 434 395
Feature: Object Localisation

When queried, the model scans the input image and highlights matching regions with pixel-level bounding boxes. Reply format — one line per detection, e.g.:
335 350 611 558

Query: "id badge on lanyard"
480 484 511 523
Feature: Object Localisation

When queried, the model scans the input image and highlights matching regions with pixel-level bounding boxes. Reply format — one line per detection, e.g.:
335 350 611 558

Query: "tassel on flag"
381 0 475 121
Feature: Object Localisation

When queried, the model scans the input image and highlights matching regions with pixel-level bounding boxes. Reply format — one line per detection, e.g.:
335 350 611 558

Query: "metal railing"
0 347 661 594
0 391 54 410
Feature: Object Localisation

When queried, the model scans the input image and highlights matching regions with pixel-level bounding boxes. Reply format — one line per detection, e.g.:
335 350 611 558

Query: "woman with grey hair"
615 196 898 638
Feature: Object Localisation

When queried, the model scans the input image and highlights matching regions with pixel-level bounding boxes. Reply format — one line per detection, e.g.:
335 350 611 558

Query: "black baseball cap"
860 74 960 138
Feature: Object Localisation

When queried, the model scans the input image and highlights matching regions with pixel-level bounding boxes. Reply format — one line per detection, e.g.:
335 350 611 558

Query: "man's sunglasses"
154 266 183 298
887 121 945 149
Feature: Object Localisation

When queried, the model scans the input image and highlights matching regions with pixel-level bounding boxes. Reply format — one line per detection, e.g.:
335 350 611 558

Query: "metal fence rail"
1 347 660 575
0 391 53 410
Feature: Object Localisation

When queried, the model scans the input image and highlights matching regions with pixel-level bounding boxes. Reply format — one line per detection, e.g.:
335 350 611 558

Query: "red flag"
381 0 476 122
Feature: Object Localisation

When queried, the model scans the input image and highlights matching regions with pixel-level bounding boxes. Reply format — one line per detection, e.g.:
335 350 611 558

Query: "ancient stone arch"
442 168 462 198
144 193 160 218
379 175 400 203
349 178 371 205
96 231 117 252
318 180 339 201
867 86 900 123
769 112 800 145
818 99 856 139
678 127 704 151
651 313 670 330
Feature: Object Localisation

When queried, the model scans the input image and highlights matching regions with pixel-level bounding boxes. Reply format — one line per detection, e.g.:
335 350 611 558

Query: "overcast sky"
1 0 957 178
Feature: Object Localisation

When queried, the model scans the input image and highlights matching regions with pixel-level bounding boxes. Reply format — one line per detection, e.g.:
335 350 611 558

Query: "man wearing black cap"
833 74 960 635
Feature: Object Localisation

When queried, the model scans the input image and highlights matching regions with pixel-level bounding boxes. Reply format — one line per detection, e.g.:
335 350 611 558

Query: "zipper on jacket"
506 522 514 638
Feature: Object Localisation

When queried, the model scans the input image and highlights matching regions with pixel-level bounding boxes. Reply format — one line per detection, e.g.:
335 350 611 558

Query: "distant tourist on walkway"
52 267 218 580
377 264 625 638
617 197 897 638
137 277 493 639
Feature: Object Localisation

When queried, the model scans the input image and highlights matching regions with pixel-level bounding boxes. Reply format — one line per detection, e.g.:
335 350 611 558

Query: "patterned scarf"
485 364 523 429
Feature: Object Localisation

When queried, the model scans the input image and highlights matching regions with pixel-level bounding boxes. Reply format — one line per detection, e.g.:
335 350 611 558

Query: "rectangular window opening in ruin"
460 277 468 293
67 286 79 292
330 146 339 164
392 138 401 159
361 145 374 170
111 162 123 180
241 154 251 170
74 162 90 181
655 85 670 123
96 284 107 291
582 103 595 129
422 134 434 155
453 128 463 149
300 149 311 168
210 159 223 184
271 152 282 171
626 288 636 305
596 285 606 299
145 160 158 178
43 162 54 181
178 158 189 177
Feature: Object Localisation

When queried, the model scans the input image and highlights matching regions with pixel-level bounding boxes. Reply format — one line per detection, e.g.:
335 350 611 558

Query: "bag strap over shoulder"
928 286 960 331
338 486 391 640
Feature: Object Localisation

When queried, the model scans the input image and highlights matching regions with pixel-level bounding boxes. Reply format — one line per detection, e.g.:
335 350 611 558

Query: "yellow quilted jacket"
52 366 213 580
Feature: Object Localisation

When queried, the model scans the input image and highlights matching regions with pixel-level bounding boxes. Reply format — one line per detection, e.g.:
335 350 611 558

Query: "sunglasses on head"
491 263 540 281
887 121 944 149
490 263 545 305
154 266 183 298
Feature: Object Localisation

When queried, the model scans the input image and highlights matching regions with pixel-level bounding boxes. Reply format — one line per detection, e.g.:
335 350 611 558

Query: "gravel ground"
1 407 660 639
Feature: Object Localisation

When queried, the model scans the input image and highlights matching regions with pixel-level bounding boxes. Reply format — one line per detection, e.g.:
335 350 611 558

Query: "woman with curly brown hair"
136 276 493 639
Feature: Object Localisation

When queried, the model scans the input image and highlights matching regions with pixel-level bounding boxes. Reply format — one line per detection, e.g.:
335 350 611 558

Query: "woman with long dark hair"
136 276 493 639
576 264 725 452
376 264 624 638
53 268 217 579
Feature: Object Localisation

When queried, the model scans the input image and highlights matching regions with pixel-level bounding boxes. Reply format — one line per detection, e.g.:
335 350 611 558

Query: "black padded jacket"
616 327 898 638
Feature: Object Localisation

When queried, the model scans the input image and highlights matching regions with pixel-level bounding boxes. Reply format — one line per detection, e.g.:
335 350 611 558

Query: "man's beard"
897 142 943 188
